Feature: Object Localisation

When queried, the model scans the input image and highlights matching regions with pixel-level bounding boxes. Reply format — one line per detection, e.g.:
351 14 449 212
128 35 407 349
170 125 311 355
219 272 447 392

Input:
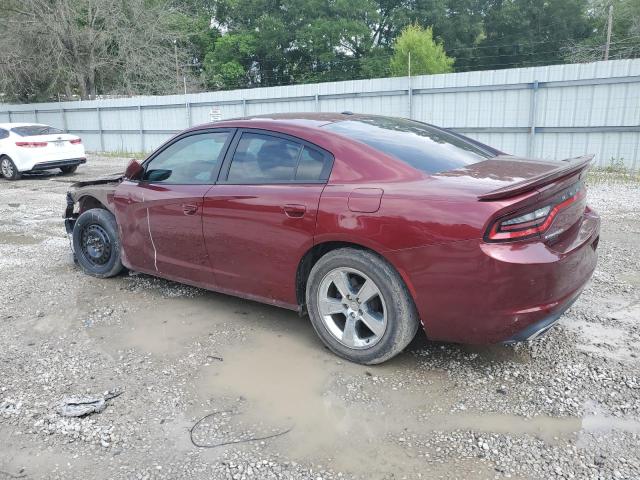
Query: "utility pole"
174 39 180 87
408 51 412 120
604 4 613 61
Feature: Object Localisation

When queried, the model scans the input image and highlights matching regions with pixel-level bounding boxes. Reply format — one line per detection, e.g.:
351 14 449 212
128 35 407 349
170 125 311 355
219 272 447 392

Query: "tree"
565 0 640 62
202 33 257 88
390 25 454 76
0 0 635 99
0 0 195 102
473 0 593 70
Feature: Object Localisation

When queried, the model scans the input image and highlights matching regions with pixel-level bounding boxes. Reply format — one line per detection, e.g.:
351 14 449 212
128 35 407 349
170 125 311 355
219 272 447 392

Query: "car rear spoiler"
477 154 594 201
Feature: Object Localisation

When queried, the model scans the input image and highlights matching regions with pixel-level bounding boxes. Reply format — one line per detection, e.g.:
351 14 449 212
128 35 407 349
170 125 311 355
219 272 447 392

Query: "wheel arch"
78 195 108 214
295 240 418 311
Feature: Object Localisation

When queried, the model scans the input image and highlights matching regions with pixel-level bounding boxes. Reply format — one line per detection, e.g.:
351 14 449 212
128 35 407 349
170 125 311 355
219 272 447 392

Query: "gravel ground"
1 155 639 480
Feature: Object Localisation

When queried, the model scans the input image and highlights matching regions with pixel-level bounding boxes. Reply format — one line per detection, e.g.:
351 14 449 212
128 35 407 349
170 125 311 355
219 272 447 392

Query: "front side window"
143 132 229 184
323 117 495 174
11 125 63 136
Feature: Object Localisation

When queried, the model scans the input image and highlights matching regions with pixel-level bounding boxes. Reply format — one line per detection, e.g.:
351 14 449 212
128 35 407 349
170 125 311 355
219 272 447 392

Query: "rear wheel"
72 208 124 278
60 165 78 175
306 248 419 364
0 156 21 180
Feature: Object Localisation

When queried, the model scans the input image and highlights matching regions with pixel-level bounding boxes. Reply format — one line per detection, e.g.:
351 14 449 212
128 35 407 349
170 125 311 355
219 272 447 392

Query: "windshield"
11 125 64 137
323 117 496 174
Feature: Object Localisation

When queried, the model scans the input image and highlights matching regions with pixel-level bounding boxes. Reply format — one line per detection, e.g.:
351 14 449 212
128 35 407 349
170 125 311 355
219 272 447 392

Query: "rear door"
202 129 333 307
113 129 233 284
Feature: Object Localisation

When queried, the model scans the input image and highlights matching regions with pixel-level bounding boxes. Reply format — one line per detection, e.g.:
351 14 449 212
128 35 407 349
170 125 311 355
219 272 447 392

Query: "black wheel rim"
81 224 112 266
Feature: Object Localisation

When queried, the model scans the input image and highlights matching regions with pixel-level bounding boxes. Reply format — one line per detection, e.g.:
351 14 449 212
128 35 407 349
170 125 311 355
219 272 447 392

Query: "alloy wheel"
1 158 14 178
317 267 387 349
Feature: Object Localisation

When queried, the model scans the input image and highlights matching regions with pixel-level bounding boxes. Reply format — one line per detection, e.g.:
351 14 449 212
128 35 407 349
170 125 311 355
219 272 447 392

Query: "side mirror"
124 159 143 180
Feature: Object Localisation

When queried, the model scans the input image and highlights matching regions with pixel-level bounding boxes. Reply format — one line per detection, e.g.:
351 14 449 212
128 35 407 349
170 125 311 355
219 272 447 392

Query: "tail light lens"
486 183 584 242
70 138 82 145
15 141 47 148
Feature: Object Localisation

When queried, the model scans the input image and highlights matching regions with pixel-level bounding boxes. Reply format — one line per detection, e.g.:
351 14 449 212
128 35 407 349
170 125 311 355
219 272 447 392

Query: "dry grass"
588 159 640 185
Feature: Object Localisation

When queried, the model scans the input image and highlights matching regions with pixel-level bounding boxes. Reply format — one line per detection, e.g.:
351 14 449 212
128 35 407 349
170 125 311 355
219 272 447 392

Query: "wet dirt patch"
88 294 233 356
0 232 42 245
563 316 640 362
190 330 441 477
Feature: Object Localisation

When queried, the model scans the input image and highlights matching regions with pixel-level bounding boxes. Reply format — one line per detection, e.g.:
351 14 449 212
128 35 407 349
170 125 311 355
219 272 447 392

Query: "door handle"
182 203 198 215
283 204 306 218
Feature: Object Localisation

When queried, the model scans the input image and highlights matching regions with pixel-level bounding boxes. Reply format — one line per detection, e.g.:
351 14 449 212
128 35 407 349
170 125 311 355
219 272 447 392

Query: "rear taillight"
15 141 47 148
486 183 584 242
70 138 82 144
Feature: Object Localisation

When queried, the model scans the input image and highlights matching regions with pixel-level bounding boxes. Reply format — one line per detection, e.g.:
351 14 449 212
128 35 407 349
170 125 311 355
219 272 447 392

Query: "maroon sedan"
64 113 599 364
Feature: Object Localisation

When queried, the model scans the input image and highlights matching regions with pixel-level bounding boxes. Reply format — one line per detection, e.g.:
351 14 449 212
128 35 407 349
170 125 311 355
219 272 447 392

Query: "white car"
0 123 86 180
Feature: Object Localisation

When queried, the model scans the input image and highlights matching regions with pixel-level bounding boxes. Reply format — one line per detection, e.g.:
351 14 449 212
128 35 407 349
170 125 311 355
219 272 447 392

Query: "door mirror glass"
144 169 172 182
124 159 143 180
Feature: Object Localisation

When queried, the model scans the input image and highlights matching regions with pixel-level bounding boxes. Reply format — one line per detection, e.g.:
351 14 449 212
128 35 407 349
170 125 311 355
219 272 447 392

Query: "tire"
306 248 419 364
60 165 78 175
72 208 124 278
1 156 21 180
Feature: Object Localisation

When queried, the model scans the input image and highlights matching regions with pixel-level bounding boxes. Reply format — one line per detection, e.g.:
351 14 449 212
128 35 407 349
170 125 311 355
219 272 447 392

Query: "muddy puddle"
192 329 457 477
88 294 233 356
82 287 640 478
563 315 640 362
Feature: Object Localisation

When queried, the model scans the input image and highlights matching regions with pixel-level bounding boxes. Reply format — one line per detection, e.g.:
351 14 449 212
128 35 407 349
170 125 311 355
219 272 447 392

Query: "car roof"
192 112 372 130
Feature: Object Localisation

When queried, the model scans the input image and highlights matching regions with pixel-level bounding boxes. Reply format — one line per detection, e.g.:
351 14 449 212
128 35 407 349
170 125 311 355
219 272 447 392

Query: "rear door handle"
183 203 198 215
283 204 306 218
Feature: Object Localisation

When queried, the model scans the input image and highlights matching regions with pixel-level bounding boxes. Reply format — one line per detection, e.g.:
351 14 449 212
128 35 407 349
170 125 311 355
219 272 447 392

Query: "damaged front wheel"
73 208 124 278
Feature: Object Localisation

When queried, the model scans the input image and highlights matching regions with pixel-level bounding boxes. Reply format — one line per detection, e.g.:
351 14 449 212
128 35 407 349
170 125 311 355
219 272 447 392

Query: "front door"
114 129 233 284
202 130 333 307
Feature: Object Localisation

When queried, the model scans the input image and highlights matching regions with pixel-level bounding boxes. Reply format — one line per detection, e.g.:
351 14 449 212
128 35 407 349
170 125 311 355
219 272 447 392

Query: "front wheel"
306 248 419 364
1 156 21 180
72 208 124 278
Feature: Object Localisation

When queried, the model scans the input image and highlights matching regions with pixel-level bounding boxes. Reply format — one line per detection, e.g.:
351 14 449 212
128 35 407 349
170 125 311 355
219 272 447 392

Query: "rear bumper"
501 291 580 343
29 158 86 171
387 208 600 344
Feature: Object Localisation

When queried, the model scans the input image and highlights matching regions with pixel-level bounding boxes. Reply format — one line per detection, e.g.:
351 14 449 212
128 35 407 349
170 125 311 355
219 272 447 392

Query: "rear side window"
226 132 331 183
0 129 8 139
323 117 495 174
296 146 332 181
11 125 63 136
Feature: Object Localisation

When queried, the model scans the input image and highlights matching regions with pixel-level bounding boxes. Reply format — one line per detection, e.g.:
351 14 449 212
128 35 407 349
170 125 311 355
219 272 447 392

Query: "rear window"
11 125 63 137
323 117 495 174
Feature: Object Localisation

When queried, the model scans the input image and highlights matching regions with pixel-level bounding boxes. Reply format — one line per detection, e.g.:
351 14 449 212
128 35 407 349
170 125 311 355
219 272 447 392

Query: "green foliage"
567 0 640 62
0 0 636 98
390 25 454 76
473 0 593 70
202 32 257 88
359 48 393 79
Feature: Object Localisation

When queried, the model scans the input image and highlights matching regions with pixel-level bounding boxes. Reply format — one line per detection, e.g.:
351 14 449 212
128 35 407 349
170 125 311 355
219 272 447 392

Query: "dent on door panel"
112 180 156 272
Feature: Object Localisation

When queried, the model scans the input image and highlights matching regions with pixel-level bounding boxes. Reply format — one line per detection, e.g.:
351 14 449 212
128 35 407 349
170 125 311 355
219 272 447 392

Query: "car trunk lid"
434 154 594 244
15 133 84 162
476 154 593 201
